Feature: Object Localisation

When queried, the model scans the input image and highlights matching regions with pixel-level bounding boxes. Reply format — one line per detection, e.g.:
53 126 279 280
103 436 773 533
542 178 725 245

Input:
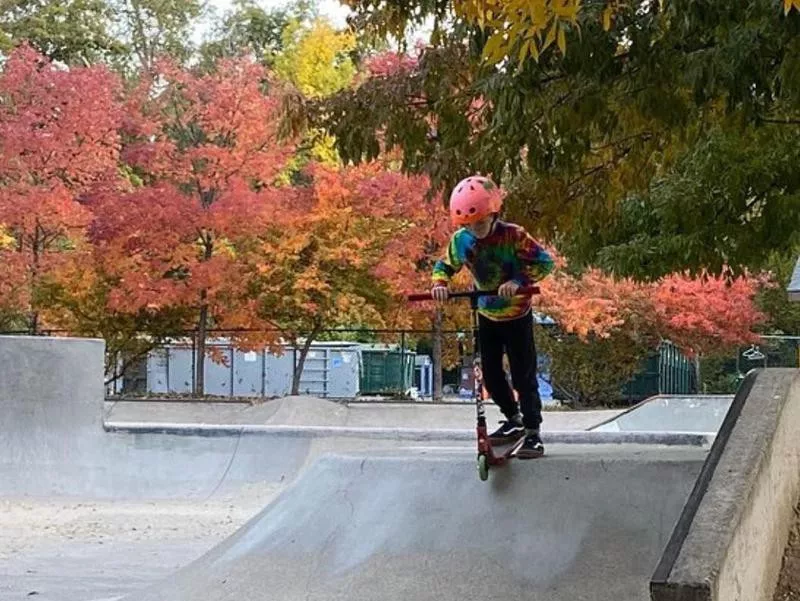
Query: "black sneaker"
488 419 525 445
516 432 545 459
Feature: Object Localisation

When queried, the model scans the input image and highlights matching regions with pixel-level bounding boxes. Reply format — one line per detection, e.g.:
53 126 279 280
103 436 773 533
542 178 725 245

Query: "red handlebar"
406 286 540 302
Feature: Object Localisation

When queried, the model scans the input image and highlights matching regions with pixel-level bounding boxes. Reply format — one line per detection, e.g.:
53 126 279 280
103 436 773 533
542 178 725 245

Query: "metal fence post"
400 330 406 393
191 331 196 394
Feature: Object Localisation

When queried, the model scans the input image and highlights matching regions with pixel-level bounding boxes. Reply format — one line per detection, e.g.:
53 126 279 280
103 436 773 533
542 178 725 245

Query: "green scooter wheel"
477 454 489 481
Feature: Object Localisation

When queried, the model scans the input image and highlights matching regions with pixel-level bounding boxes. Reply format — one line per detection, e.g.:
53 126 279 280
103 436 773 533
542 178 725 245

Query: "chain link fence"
700 335 800 394
3 329 796 402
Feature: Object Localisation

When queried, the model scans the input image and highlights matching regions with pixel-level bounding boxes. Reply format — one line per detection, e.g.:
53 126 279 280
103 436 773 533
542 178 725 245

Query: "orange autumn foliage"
0 46 122 330
91 57 295 344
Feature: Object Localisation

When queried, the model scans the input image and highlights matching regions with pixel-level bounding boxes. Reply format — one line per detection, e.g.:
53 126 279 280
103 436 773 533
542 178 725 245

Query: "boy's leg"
503 311 543 432
478 314 523 442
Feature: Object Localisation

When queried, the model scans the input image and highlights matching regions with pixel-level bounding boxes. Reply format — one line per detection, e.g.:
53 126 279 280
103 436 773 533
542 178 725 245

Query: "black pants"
478 311 542 430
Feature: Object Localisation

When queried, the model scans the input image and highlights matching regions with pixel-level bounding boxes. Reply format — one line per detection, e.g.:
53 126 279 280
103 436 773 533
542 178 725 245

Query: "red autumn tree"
0 45 122 333
651 268 767 355
254 161 434 394
90 57 295 394
364 163 466 399
407 241 768 403
537 258 766 354
534 256 767 403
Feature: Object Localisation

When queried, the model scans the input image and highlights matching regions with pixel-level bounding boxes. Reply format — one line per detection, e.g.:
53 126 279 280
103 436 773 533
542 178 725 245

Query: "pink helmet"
449 175 503 226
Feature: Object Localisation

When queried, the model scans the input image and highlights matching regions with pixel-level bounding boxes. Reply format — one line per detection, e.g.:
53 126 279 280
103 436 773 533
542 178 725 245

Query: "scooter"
407 286 540 481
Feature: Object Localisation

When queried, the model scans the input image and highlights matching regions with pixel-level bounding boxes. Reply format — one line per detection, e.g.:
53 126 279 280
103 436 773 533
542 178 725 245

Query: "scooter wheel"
477 454 489 481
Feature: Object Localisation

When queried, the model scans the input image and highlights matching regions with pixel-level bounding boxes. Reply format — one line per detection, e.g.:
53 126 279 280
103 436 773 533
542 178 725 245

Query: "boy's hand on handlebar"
498 281 520 298
431 285 449 302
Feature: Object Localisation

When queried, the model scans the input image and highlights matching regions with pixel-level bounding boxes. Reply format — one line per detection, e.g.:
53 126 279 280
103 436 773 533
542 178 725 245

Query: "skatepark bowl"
1 336 799 601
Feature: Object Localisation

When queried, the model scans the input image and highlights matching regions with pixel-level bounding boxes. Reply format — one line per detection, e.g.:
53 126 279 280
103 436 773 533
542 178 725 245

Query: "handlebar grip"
407 292 435 301
406 286 540 302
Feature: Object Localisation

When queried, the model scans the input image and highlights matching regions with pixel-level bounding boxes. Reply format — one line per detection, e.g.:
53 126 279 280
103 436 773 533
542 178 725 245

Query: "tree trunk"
432 308 443 403
291 321 323 396
194 298 208 396
29 311 39 336
28 222 41 335
194 234 214 396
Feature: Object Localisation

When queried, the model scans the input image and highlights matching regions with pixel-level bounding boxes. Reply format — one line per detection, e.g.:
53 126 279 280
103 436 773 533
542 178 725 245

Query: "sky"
193 0 434 53
195 0 352 43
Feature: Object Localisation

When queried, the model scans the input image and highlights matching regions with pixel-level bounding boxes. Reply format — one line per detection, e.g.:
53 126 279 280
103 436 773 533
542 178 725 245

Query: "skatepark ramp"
0 335 315 500
124 448 705 601
2 336 799 601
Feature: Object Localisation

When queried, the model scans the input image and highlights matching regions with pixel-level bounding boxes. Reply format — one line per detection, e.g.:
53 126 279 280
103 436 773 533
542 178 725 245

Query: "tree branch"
757 116 800 125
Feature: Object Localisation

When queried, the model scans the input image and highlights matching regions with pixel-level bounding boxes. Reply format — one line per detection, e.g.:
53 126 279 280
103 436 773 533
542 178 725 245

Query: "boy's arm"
512 228 555 287
431 234 463 287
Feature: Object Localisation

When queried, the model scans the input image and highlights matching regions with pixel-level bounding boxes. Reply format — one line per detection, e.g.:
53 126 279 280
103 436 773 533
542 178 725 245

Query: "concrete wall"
650 368 800 601
0 335 105 439
144 341 362 399
0 336 106 494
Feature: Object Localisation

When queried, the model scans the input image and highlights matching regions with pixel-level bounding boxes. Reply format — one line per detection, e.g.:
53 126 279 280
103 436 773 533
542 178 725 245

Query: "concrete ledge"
103 421 712 446
0 335 105 437
650 368 800 601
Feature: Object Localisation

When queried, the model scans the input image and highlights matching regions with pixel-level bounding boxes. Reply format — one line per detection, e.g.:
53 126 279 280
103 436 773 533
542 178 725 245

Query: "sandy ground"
774 497 800 601
0 485 281 601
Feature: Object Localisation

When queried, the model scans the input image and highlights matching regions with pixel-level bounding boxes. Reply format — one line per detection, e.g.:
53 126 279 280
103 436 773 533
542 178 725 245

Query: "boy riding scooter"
431 175 554 459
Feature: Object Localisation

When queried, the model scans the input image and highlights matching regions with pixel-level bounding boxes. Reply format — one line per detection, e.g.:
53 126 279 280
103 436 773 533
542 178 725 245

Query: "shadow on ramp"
125 448 705 601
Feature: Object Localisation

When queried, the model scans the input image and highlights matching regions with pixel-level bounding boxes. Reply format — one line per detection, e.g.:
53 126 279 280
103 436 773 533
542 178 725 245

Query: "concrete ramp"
126 447 705 601
591 395 734 435
0 336 315 500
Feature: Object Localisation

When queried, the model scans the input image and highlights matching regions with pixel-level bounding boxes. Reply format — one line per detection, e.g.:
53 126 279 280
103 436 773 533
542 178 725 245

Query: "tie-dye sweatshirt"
432 219 554 321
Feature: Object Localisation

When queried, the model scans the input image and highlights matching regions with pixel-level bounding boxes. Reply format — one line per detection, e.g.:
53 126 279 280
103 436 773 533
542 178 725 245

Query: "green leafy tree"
342 0 800 65
537 328 651 407
572 124 800 279
306 0 800 287
197 0 294 71
110 0 204 72
755 249 800 335
0 0 125 65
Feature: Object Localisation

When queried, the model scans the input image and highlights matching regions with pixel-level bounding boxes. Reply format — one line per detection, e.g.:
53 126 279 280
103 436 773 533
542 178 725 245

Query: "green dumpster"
359 345 416 395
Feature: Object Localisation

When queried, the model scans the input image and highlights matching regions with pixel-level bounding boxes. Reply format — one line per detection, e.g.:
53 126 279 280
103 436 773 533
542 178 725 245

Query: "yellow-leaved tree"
274 17 356 98
344 0 799 65
274 17 357 168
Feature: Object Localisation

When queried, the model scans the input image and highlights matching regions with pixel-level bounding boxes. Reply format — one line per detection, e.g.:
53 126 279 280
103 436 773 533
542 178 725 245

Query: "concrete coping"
103 421 713 446
650 368 800 601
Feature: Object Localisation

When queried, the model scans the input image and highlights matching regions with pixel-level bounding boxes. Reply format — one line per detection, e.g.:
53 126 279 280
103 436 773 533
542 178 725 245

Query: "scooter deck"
487 435 527 464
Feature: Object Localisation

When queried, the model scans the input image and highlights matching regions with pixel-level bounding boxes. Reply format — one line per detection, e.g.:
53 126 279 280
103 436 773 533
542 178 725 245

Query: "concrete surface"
591 395 734 435
124 447 705 601
0 336 106 494
104 397 624 431
1 511 246 601
0 337 445 601
0 337 410 500
104 421 713 447
650 369 800 601
8 336 795 601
